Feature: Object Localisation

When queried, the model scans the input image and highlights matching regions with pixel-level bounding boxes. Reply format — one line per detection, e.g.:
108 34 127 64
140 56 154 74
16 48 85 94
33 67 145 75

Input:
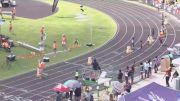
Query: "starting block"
126 46 133 54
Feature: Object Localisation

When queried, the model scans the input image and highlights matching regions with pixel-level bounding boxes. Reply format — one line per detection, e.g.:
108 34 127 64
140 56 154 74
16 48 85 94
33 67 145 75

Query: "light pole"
96 85 99 101
86 17 94 47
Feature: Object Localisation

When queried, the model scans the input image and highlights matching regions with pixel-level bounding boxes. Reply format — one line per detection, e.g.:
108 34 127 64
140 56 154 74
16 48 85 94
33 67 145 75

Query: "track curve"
0 0 180 100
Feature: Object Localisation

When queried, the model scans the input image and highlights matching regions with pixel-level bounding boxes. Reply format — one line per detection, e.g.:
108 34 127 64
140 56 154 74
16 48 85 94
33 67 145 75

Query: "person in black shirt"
92 58 101 72
56 91 62 101
117 69 123 83
74 87 81 101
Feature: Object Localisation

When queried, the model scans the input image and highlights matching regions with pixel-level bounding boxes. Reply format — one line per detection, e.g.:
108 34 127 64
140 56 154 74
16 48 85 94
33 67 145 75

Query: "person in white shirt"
148 59 153 77
143 61 149 78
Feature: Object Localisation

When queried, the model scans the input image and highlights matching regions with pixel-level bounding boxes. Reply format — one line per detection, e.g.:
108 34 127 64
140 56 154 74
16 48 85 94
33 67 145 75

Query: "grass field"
0 0 117 80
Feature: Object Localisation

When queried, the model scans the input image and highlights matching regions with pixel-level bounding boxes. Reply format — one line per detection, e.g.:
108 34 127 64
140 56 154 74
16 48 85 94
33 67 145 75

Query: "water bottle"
177 94 180 101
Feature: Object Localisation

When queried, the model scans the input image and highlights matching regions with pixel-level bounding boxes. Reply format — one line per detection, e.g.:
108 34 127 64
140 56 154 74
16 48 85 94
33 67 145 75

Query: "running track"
0 0 180 100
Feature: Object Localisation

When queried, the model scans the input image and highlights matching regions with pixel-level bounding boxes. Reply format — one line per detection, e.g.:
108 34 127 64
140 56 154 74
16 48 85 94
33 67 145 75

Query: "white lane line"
1 0 135 95
27 0 177 100
25 0 160 98
0 3 155 101
85 0 145 64
0 6 122 86
36 1 177 100
0 12 124 94
0 0 156 97
1 1 176 100
0 7 128 95
94 0 158 62
0 0 125 88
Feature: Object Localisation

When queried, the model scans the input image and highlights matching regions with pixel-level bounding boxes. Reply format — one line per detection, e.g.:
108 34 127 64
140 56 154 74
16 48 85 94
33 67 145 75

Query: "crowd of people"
54 86 94 101
146 0 180 18
52 55 175 101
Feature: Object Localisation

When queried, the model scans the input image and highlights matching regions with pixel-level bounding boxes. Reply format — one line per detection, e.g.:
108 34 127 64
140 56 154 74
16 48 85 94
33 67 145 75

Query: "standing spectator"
92 58 101 72
148 59 152 77
131 37 135 48
153 56 159 73
140 62 144 79
123 81 131 93
117 69 123 83
130 65 135 84
0 7 3 19
65 92 69 99
143 61 149 78
56 92 62 101
11 7 16 20
165 67 172 87
74 87 81 101
168 52 173 67
69 90 73 100
82 87 93 101
53 41 58 55
124 66 129 84
61 34 67 51
9 21 13 34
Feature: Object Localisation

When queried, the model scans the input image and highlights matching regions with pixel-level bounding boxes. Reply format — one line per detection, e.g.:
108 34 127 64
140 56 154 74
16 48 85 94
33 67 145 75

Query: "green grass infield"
0 0 117 80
